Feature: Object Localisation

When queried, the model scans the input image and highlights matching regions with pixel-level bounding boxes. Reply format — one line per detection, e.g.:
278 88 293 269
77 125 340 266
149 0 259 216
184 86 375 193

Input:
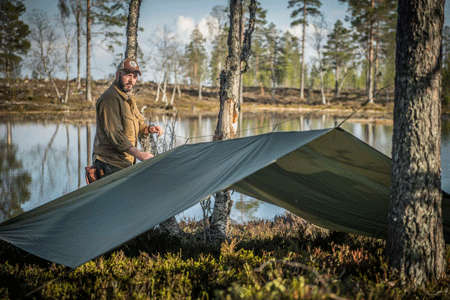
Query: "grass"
1 212 449 299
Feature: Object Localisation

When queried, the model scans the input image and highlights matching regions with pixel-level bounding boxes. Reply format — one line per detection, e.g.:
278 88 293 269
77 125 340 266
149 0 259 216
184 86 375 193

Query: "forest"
1 0 449 106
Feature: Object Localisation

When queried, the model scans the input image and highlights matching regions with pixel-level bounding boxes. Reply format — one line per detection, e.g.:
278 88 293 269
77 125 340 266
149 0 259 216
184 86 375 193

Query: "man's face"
116 70 138 93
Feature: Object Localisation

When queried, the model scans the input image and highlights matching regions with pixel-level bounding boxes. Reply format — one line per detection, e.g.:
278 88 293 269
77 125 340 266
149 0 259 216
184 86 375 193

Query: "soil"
0 78 416 124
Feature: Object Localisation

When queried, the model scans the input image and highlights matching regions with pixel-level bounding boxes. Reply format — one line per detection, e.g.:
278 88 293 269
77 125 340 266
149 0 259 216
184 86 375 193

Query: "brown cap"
117 58 141 76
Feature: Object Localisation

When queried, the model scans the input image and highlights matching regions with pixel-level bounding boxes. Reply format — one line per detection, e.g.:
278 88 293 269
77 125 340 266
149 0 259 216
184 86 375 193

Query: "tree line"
2 0 449 104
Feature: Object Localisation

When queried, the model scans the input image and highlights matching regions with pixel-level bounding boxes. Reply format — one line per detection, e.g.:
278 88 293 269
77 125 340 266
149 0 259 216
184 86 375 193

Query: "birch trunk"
210 0 256 238
162 74 168 105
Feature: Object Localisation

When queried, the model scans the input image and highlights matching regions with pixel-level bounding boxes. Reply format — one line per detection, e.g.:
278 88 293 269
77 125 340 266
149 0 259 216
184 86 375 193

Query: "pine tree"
264 23 283 102
339 0 397 103
288 0 322 99
442 26 450 105
0 0 30 79
323 20 356 97
240 0 267 90
184 26 207 86
208 5 228 87
85 0 128 101
279 31 301 88
388 0 445 285
124 0 142 60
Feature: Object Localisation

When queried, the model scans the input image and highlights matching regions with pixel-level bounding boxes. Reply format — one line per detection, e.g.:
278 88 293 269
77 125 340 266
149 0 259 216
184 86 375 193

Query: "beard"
118 76 134 93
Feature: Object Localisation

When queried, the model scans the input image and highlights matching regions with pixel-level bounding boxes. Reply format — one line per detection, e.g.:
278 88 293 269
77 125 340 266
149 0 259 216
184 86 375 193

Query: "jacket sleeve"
98 98 134 152
136 105 149 135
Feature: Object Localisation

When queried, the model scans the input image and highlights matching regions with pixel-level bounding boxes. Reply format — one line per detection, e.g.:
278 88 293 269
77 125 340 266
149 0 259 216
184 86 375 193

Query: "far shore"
3 78 448 125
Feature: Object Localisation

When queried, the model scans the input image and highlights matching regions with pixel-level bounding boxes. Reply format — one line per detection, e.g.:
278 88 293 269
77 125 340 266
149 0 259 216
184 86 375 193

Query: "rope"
157 84 395 144
336 83 394 128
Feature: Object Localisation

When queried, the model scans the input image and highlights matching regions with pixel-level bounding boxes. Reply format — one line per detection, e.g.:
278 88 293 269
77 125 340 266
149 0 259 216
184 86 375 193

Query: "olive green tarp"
1 127 449 268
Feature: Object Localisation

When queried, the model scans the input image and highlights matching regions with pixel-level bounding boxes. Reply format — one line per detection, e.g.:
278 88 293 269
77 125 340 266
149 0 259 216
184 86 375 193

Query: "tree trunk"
271 46 276 103
86 124 91 166
387 0 445 286
85 0 92 102
367 0 375 104
213 0 242 142
300 4 306 99
319 66 326 104
64 50 70 103
374 21 380 93
155 72 163 102
335 64 339 98
199 75 202 100
41 56 61 102
125 0 141 60
139 132 180 236
239 3 244 106
210 0 256 238
76 0 81 91
162 73 167 104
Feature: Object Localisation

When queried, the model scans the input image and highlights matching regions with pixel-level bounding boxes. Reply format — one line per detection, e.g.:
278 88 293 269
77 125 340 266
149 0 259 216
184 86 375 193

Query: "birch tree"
387 0 445 285
209 0 256 238
59 15 75 104
28 9 63 102
150 26 180 104
58 0 83 91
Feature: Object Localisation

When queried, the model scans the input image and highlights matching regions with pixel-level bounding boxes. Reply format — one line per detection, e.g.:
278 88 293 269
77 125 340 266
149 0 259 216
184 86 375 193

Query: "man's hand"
137 151 153 161
148 125 164 137
126 147 153 161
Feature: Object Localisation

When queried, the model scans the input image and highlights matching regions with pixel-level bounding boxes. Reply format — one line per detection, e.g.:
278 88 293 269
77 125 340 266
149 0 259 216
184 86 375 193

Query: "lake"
1 113 450 224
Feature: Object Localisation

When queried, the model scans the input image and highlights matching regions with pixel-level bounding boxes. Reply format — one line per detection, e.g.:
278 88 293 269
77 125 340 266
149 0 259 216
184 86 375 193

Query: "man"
92 58 163 178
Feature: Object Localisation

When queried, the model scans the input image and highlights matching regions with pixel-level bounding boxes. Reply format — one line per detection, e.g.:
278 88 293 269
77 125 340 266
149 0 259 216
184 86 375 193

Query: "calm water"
1 113 450 224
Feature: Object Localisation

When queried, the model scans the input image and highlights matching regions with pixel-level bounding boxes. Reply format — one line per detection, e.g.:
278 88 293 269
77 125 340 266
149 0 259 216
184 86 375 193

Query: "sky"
21 0 450 82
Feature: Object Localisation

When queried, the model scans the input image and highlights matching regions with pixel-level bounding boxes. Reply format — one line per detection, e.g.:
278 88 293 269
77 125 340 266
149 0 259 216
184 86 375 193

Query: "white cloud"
197 15 214 40
286 23 330 64
176 15 216 45
176 16 196 43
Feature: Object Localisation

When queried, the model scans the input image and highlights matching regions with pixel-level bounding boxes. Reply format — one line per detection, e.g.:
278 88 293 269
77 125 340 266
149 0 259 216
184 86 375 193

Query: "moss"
0 213 449 299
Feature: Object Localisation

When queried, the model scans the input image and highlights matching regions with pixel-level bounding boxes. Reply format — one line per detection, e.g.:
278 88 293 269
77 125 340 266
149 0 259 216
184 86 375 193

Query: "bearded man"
92 58 163 177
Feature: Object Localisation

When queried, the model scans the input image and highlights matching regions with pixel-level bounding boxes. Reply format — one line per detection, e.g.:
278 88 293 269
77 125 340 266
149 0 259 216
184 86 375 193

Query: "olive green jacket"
92 81 148 169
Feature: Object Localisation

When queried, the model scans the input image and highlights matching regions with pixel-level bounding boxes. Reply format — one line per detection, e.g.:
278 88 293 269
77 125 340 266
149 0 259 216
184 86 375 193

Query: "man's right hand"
126 147 154 161
137 151 153 161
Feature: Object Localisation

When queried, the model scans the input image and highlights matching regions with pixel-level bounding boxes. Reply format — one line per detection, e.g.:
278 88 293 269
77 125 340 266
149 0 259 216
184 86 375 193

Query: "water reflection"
0 113 433 224
0 128 31 222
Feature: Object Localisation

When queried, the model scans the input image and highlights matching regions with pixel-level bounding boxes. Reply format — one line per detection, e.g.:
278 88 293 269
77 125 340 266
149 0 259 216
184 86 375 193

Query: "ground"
0 78 402 123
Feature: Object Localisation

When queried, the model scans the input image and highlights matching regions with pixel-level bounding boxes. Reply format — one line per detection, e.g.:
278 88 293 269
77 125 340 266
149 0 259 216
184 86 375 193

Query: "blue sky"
22 0 450 81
